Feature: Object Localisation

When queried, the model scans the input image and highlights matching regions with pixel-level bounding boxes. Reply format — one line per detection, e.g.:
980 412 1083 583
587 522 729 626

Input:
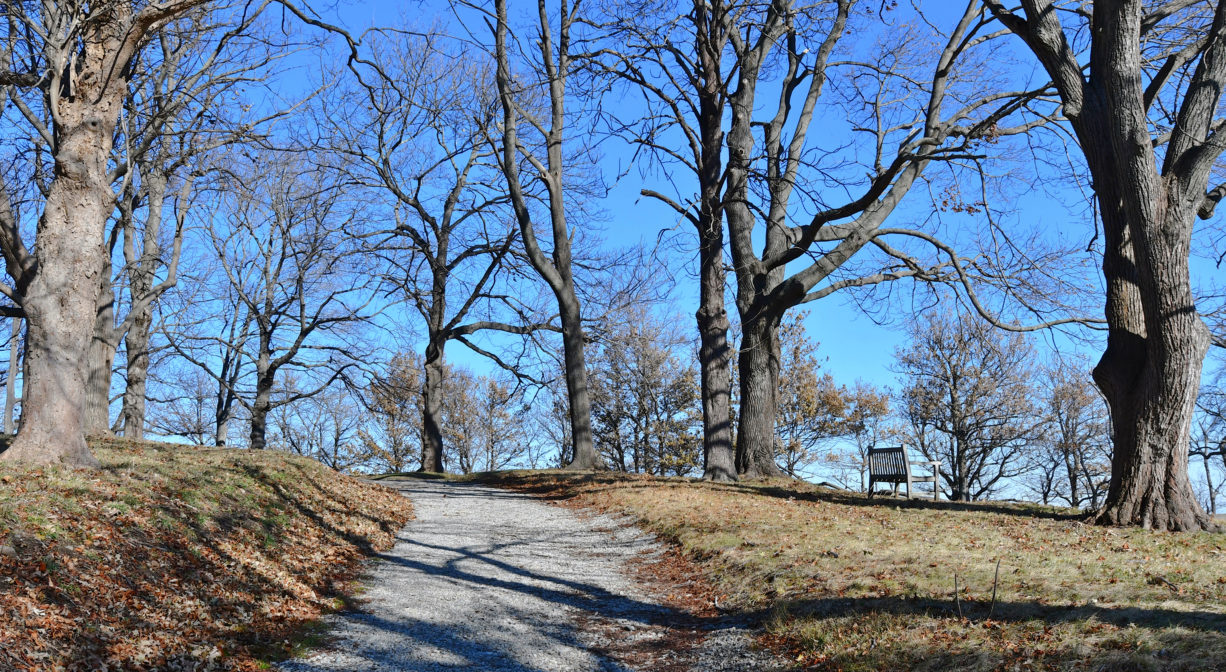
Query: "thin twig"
987 558 1001 620
954 572 964 619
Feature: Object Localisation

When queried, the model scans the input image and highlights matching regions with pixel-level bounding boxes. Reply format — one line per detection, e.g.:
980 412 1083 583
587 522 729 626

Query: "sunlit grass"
476 471 1226 671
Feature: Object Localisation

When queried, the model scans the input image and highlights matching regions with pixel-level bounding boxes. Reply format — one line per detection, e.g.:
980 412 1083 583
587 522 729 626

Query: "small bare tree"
1028 358 1111 510
165 153 372 450
488 0 602 469
897 309 1042 501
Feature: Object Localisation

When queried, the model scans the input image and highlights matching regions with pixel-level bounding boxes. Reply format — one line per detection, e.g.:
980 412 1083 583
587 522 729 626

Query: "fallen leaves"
0 438 412 671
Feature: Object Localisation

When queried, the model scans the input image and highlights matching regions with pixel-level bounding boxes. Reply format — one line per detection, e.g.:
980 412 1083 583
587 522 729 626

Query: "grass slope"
0 438 413 671
479 471 1226 672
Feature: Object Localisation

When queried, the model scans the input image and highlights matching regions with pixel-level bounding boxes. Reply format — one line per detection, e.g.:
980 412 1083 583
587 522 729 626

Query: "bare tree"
1028 358 1111 510
717 1 1063 478
1193 368 1226 514
980 1 1226 530
97 6 285 440
166 153 372 450
593 0 738 480
318 27 554 473
489 0 602 470
271 382 366 472
897 309 1042 501
0 0 247 465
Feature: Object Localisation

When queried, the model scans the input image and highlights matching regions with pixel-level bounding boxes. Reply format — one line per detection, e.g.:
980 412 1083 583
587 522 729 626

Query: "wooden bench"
867 445 941 501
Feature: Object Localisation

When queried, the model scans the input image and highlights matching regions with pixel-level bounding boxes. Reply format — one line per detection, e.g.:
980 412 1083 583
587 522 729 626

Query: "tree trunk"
249 373 272 451
120 310 151 441
560 293 600 470
735 314 784 478
0 126 119 466
1081 98 1216 531
4 318 20 435
419 337 445 473
84 263 116 435
0 3 150 467
695 126 735 482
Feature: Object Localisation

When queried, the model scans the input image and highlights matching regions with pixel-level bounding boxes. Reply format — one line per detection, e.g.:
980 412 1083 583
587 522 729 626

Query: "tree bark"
120 307 151 441
982 0 1225 531
734 314 785 478
249 370 272 451
0 0 205 466
0 84 123 465
559 292 599 469
1091 185 1214 530
419 337 445 473
693 7 736 482
84 256 117 435
492 0 599 471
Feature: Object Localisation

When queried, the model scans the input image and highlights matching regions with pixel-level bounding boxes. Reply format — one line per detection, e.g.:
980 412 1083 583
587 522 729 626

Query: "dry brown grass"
0 437 413 671
476 470 1226 672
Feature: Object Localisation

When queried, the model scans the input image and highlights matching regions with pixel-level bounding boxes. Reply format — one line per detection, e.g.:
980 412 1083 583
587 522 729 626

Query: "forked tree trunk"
1091 183 1214 530
985 0 1223 532
735 314 785 478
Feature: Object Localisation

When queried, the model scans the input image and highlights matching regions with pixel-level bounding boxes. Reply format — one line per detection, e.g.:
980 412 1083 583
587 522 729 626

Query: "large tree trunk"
0 116 122 466
694 49 736 481
1076 35 1217 529
984 0 1223 532
84 261 116 435
1091 189 1214 531
696 251 735 481
419 337 445 473
0 5 143 467
560 292 600 470
735 314 785 478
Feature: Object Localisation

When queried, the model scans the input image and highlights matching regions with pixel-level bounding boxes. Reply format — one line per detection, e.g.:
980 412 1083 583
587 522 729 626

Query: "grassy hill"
477 471 1226 672
0 438 413 671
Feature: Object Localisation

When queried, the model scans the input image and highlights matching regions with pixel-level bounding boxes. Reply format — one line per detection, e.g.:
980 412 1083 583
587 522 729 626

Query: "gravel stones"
279 479 787 672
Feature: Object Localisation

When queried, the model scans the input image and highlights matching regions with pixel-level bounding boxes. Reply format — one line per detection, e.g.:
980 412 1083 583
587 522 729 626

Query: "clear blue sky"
279 0 1166 396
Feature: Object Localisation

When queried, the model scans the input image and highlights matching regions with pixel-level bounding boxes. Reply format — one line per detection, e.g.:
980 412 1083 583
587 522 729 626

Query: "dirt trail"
278 478 785 672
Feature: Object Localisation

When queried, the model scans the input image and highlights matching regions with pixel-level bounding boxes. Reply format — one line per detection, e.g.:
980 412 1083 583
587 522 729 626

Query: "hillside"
479 471 1226 672
0 438 413 671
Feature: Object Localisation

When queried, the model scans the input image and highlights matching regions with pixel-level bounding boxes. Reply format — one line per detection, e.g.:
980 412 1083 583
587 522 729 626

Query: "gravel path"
279 478 786 672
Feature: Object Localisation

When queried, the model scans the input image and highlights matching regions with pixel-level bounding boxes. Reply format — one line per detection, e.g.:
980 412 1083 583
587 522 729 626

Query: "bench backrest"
867 445 909 479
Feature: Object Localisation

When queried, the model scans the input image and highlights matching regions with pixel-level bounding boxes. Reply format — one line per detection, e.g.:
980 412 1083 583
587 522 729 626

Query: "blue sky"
275 0 1120 392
